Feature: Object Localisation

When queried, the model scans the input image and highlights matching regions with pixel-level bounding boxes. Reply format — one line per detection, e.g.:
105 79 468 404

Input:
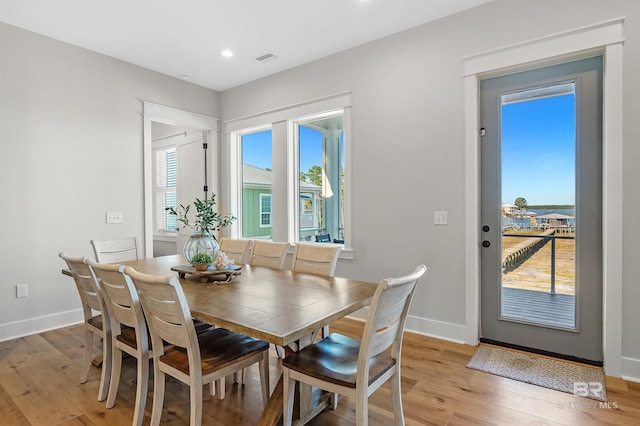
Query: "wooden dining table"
116 254 377 425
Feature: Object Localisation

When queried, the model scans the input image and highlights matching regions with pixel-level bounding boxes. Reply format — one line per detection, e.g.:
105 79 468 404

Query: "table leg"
257 332 326 425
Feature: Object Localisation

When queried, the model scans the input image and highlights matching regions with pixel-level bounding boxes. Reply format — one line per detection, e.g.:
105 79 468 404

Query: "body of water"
503 209 576 229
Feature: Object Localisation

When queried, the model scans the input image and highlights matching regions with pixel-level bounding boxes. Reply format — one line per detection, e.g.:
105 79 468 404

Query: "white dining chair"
249 240 289 269
283 265 427 425
59 252 112 402
124 266 270 426
91 237 139 263
219 237 253 264
87 259 150 426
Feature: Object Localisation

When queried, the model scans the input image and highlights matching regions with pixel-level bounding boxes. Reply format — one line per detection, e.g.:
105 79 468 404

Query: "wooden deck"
502 287 575 329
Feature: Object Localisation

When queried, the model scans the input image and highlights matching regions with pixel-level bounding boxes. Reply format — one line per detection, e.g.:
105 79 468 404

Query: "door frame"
143 102 219 259
463 18 624 375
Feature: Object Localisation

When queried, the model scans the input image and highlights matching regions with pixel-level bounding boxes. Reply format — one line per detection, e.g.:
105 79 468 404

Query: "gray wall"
0 22 220 339
221 0 640 379
2 0 639 380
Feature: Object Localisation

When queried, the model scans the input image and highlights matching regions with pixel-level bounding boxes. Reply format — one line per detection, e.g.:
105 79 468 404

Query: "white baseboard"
0 309 84 343
346 310 468 345
621 357 640 383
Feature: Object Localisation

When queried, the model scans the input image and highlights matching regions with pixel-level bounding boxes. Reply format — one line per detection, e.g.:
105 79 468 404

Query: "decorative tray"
171 264 242 284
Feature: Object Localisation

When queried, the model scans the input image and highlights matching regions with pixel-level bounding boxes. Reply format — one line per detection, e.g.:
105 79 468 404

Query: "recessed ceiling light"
221 49 234 58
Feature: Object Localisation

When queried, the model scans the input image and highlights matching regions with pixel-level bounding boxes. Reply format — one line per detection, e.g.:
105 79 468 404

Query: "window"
297 112 344 243
153 147 177 233
260 193 272 227
227 92 351 252
241 129 273 238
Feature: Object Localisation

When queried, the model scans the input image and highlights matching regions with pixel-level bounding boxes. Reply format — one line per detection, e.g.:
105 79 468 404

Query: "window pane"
242 130 273 238
298 114 344 243
154 148 177 232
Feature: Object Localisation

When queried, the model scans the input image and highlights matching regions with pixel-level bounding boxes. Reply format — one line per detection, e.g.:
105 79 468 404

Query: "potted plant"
191 252 213 271
166 194 236 262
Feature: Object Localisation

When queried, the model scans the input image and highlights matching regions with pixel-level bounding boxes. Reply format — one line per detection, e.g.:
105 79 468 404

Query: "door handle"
482 240 491 248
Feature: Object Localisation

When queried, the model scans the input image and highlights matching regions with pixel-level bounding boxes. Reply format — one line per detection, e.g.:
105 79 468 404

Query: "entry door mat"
467 344 607 401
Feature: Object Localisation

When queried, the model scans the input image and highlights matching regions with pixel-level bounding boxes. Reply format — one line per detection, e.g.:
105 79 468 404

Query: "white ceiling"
0 0 494 91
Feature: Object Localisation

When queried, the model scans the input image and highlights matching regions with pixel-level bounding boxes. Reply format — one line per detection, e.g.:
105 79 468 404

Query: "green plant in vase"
191 252 213 271
166 194 236 263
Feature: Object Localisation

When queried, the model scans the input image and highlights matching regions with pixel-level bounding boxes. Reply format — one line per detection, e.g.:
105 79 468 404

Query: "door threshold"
479 338 603 367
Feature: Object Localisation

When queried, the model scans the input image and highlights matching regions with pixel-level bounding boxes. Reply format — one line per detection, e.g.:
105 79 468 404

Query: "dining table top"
120 254 378 348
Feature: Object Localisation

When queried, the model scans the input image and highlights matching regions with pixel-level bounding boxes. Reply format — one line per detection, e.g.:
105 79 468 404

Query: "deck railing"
502 232 575 294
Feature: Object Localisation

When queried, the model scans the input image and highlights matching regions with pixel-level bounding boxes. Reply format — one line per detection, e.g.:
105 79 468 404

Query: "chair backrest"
91 237 139 263
124 266 200 363
358 265 426 376
249 241 289 270
219 238 253 264
291 244 341 277
59 252 106 321
88 259 148 346
314 233 331 243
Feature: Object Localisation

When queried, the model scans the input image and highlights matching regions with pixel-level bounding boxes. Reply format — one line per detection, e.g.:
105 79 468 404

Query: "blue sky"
502 94 575 206
242 127 327 173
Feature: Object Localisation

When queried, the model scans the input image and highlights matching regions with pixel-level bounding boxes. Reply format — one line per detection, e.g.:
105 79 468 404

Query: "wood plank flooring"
502 287 575 329
1 318 638 425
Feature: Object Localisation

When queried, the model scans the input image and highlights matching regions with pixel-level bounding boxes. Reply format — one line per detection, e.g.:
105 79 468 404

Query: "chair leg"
215 377 226 400
282 369 296 426
390 369 405 426
106 346 122 408
258 351 270 407
150 364 165 426
355 387 368 426
322 324 329 338
232 369 245 384
97 330 112 402
80 328 93 383
189 378 203 426
133 354 150 426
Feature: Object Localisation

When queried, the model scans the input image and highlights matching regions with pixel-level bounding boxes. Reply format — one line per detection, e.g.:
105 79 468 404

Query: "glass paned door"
480 57 603 362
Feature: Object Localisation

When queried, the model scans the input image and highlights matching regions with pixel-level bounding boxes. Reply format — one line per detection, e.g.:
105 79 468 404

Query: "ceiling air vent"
256 53 278 63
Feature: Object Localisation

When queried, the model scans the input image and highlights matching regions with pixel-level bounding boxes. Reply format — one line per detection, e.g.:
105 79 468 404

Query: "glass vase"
183 232 219 263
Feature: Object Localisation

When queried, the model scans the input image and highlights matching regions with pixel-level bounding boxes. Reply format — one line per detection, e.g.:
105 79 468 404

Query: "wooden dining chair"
91 237 139 263
58 252 112 402
87 259 150 426
124 266 270 426
291 243 341 277
291 243 341 338
283 265 427 426
219 237 252 264
249 240 289 269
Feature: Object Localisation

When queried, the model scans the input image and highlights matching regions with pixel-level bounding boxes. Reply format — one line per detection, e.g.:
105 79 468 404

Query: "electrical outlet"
16 283 28 298
434 211 448 225
106 212 123 224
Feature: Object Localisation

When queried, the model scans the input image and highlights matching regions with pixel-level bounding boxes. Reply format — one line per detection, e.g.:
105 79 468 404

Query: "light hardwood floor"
1 318 638 425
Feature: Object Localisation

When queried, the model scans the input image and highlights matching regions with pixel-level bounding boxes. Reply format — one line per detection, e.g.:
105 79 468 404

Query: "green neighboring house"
242 164 322 239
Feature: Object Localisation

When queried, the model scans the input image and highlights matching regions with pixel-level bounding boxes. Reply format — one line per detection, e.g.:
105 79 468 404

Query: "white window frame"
225 92 353 258
259 193 272 227
152 143 178 237
232 125 274 239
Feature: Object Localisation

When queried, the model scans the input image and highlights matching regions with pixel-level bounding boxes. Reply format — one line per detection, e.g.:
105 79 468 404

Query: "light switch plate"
434 211 448 225
106 212 123 224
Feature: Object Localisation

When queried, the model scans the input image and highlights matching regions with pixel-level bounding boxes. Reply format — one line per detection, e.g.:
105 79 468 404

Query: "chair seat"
116 325 149 349
282 333 395 388
87 314 104 330
160 328 268 375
